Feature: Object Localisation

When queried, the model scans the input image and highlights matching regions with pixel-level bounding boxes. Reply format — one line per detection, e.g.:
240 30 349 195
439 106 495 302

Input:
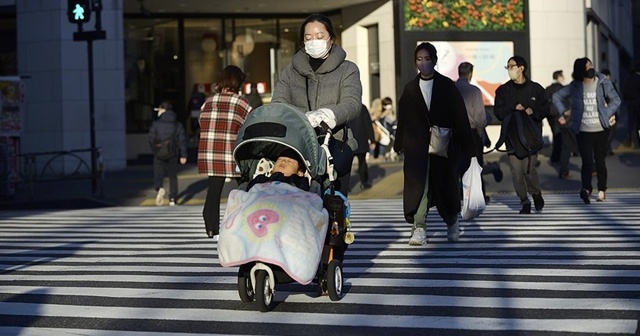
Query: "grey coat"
271 44 362 149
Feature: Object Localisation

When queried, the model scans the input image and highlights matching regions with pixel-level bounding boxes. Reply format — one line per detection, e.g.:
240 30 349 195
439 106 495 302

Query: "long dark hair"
218 65 246 92
299 14 336 44
572 57 590 81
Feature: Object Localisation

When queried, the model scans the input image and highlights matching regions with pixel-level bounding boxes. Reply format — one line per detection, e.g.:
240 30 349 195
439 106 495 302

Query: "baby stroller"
217 103 352 312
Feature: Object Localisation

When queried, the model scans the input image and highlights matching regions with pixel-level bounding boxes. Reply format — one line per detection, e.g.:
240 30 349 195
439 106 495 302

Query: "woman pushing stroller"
271 13 363 196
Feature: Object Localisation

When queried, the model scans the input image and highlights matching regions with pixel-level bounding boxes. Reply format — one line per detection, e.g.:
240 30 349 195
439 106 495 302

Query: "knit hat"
279 148 306 173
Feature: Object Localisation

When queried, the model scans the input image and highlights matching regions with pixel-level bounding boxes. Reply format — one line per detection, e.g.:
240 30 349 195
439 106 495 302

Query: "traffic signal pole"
87 38 96 196
68 0 106 197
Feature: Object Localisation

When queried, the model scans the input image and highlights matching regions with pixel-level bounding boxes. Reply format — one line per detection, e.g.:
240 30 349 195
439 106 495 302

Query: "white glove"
305 108 336 129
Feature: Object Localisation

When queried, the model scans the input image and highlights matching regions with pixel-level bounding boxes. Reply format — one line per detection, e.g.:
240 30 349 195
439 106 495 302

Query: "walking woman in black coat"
394 42 476 245
348 104 376 189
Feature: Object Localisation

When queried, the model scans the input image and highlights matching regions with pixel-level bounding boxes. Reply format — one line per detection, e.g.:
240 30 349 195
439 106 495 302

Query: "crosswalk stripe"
0 192 639 335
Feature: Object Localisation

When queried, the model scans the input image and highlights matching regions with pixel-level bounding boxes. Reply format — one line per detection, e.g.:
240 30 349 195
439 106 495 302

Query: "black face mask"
585 68 595 79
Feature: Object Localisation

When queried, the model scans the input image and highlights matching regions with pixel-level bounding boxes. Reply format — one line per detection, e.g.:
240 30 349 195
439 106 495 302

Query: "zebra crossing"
0 192 639 335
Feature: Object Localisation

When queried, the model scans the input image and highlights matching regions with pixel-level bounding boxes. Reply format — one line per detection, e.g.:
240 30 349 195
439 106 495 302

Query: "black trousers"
153 157 179 199
558 127 577 175
203 176 238 235
577 130 609 192
352 153 369 186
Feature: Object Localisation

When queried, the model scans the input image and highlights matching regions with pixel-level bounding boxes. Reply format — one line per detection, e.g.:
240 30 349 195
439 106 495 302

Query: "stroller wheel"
326 259 343 301
255 270 275 312
237 266 254 303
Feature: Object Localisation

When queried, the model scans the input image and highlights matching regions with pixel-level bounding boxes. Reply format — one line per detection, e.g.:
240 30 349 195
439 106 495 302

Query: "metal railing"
1 148 104 200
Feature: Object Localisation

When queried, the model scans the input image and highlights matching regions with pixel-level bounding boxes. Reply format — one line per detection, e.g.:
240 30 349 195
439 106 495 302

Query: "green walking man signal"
67 0 91 24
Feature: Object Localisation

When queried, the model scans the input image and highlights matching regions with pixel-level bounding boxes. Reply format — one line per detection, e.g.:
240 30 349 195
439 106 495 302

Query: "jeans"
153 157 179 199
577 130 608 192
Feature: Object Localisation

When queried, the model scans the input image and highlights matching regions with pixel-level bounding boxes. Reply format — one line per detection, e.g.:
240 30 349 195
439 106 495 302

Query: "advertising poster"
0 77 23 197
0 77 23 135
419 41 514 106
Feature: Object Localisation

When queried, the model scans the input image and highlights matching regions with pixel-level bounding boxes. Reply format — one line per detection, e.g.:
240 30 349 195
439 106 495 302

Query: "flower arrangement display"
404 0 525 31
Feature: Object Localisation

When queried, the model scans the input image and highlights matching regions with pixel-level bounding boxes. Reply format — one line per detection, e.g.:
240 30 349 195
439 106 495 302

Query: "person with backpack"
552 57 621 204
494 56 549 214
148 101 188 206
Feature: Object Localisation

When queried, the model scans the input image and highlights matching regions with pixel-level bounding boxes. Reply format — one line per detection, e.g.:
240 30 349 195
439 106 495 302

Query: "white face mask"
384 104 392 110
508 68 521 81
304 39 330 59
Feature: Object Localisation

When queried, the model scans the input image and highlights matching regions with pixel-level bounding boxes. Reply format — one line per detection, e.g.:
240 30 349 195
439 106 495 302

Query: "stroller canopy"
234 103 327 179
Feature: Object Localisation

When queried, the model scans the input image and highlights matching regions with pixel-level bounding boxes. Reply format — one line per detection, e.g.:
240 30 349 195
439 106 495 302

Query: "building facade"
0 0 635 174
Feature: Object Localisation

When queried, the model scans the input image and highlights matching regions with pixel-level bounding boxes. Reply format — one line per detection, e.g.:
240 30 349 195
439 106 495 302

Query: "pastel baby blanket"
218 181 329 285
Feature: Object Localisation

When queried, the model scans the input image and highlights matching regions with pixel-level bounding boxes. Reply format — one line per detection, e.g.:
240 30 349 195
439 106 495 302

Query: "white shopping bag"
461 157 486 220
374 120 391 146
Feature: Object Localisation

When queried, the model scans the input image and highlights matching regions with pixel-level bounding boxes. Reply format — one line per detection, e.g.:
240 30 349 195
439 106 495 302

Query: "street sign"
67 0 91 24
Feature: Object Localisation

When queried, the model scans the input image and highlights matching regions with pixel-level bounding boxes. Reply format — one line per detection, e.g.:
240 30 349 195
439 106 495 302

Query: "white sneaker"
596 191 606 202
169 198 176 206
155 187 165 206
447 221 460 242
409 227 427 245
212 234 219 242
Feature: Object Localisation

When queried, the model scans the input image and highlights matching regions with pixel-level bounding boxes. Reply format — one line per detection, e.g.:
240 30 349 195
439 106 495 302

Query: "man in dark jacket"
545 70 575 178
148 101 188 206
494 56 549 214
545 70 565 164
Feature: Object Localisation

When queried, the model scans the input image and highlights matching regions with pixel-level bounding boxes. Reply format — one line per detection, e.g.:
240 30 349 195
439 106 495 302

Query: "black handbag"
328 127 353 178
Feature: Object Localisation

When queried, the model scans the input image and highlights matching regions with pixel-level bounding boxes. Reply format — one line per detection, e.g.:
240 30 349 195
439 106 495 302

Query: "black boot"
519 203 531 214
532 193 544 212
580 189 591 204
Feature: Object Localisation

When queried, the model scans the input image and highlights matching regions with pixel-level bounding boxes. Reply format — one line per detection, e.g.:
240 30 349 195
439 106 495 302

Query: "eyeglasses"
505 64 519 70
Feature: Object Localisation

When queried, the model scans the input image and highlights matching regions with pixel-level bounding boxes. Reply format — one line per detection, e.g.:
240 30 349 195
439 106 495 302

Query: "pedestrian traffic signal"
67 0 91 24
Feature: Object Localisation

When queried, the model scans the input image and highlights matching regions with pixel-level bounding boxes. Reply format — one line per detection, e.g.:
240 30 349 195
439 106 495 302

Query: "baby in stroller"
247 149 310 191
217 103 351 312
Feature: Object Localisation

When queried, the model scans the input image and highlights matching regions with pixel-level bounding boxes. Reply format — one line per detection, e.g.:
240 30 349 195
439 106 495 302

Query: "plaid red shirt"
197 92 252 177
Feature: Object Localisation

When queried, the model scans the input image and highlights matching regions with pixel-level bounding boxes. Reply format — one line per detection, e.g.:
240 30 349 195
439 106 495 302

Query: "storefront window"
226 18 277 95
184 19 223 135
124 19 179 133
0 14 16 76
123 15 343 134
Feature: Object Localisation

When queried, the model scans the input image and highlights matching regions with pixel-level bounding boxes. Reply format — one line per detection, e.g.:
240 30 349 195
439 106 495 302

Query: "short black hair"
158 101 172 110
600 69 611 76
458 62 474 78
552 70 563 80
509 55 528 75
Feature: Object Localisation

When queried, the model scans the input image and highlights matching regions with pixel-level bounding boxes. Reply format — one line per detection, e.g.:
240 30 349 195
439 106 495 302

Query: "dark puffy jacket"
494 78 549 156
147 110 188 158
